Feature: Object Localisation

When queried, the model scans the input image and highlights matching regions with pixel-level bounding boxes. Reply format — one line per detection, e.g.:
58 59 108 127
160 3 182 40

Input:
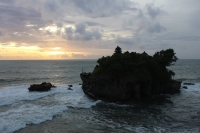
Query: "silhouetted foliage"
92 47 178 85
114 46 122 54
153 49 178 67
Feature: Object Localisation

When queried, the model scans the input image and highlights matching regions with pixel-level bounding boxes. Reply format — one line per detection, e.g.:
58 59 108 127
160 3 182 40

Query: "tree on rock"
153 48 178 67
80 47 181 101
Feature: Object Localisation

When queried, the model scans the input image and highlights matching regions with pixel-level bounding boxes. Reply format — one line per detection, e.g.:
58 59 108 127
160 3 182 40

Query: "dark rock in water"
79 83 82 85
68 87 73 90
52 85 57 88
28 82 54 91
191 116 200 120
183 83 195 85
182 86 188 89
68 85 73 87
80 47 181 101
80 73 181 101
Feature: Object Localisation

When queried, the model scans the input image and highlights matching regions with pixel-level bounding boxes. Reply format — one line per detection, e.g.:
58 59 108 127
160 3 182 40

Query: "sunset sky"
0 0 200 60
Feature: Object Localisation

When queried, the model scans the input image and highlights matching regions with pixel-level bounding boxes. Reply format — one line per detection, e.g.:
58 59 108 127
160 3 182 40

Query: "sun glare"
0 42 90 60
53 47 61 50
46 26 58 33
39 25 58 33
19 46 40 50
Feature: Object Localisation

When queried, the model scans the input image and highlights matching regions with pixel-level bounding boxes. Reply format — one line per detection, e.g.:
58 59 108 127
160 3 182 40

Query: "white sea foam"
0 84 94 106
103 102 131 107
0 85 56 106
181 83 200 92
0 84 100 133
0 103 68 133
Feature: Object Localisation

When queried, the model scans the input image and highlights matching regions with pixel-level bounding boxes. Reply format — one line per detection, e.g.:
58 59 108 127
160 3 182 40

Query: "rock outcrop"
80 73 181 101
28 82 56 92
80 47 181 101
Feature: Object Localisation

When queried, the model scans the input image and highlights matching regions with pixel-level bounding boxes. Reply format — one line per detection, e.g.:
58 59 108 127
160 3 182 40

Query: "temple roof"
114 46 122 54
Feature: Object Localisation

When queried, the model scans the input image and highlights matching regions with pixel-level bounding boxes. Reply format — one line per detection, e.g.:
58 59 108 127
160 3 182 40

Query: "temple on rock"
114 46 122 54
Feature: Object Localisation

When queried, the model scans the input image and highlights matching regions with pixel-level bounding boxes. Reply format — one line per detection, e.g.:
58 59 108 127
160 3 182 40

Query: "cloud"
13 0 134 20
69 0 134 18
145 3 164 19
61 53 101 59
64 23 102 41
85 21 103 26
147 23 166 33
0 29 7 37
120 3 167 37
62 20 75 24
0 0 200 59
116 36 135 45
0 0 167 51
75 23 86 34
0 3 41 22
56 22 63 27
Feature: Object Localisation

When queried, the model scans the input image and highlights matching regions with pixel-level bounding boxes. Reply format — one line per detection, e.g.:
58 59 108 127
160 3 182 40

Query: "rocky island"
80 46 181 101
28 82 56 91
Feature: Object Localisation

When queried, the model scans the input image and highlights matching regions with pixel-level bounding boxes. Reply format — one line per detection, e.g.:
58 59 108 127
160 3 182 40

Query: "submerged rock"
183 83 195 85
80 47 181 101
68 87 73 90
182 86 188 89
28 82 55 92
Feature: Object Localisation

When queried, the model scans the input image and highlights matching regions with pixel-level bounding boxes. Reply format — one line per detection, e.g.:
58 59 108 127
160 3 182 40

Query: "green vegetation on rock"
92 46 178 84
81 46 180 101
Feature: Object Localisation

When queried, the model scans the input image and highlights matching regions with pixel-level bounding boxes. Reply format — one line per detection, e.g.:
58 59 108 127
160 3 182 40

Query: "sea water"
0 60 200 133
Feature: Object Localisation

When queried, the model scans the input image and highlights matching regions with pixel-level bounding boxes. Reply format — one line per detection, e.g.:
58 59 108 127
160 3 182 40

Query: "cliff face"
80 73 181 101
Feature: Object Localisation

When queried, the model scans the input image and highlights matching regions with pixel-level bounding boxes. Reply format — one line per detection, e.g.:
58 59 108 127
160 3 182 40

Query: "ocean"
0 59 200 133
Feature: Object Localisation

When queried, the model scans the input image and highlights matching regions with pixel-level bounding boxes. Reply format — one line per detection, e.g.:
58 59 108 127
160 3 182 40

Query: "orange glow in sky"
0 43 99 60
1 1 200 59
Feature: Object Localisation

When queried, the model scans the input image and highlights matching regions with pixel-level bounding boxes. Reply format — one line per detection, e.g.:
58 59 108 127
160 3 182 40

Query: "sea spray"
0 84 101 133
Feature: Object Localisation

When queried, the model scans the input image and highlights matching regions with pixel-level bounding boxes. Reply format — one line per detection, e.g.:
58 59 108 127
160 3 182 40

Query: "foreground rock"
80 73 181 101
80 47 181 101
28 82 56 92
